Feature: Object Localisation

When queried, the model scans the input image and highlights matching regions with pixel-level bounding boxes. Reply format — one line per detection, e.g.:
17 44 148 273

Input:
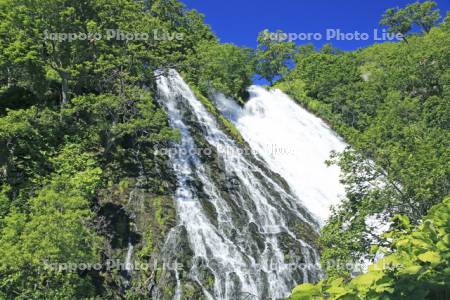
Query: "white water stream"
155 70 345 299
213 87 346 223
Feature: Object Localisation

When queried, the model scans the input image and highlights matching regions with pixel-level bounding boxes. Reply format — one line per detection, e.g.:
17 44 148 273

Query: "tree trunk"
402 35 409 44
59 71 70 105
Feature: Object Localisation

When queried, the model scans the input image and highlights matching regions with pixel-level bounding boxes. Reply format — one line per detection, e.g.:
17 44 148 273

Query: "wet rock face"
95 176 179 298
153 70 322 299
95 71 323 299
98 203 140 249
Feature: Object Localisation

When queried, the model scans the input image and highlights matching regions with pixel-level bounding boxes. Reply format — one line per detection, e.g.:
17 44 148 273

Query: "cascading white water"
156 70 322 299
213 87 346 223
213 88 389 274
125 241 134 272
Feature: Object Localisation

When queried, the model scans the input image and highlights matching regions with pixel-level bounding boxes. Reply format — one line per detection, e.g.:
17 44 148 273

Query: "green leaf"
398 265 422 275
350 271 384 287
291 283 322 300
417 251 441 266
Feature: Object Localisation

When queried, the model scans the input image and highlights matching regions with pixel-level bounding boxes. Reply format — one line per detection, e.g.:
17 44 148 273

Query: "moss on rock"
188 84 245 146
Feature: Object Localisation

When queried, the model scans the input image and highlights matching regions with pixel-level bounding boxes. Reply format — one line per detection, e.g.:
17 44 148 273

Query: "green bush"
291 196 450 300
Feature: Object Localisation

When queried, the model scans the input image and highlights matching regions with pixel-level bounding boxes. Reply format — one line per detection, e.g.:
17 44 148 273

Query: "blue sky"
182 0 450 51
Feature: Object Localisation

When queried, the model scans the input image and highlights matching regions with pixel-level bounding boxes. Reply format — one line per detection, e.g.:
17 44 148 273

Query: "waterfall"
213 87 346 223
125 241 134 273
155 70 334 299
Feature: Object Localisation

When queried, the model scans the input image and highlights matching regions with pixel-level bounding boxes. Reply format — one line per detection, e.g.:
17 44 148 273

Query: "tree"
293 44 315 65
380 1 441 42
0 0 101 104
280 16 450 286
255 29 295 85
291 52 361 102
186 40 254 101
320 43 342 55
407 1 441 33
291 196 450 300
0 107 63 201
380 7 413 42
0 0 252 297
0 0 214 105
0 145 104 298
443 12 450 31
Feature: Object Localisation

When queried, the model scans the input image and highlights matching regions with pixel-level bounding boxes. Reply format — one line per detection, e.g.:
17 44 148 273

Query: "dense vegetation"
0 0 254 298
272 3 449 299
292 196 450 299
0 0 448 298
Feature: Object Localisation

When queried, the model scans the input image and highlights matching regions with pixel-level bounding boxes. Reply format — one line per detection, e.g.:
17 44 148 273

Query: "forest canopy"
0 0 448 298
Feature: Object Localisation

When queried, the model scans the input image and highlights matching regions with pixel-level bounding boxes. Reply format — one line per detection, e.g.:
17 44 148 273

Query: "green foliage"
0 107 62 203
444 12 450 31
0 0 212 297
0 90 177 297
61 89 179 186
186 40 254 101
0 185 11 225
274 79 333 123
291 197 450 300
0 149 104 299
380 1 441 42
380 7 414 41
320 44 343 55
320 150 400 278
0 0 447 297
0 0 216 105
255 29 296 85
0 86 39 114
288 51 361 103
48 144 103 198
407 1 441 33
281 15 449 281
